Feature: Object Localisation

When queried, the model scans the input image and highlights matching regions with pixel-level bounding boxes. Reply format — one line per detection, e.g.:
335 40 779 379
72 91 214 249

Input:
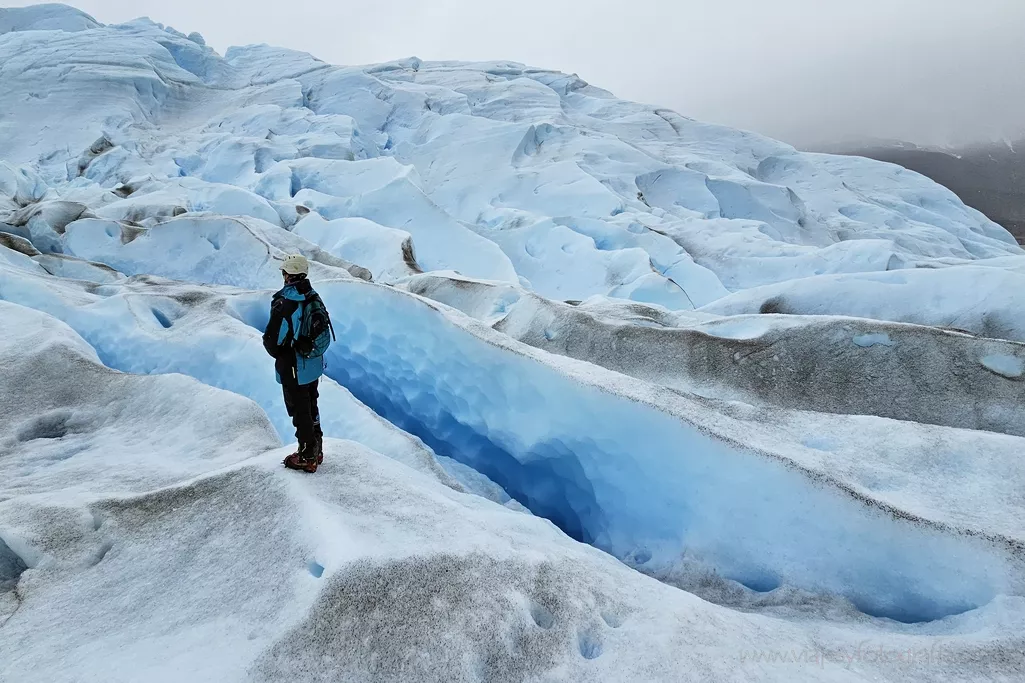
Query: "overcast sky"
12 0 1025 148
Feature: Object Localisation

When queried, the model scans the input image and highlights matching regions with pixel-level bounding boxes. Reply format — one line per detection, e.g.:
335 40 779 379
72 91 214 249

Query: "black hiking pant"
282 378 322 452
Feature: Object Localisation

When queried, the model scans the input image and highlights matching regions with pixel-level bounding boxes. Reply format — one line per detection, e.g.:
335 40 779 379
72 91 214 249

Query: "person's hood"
277 278 313 301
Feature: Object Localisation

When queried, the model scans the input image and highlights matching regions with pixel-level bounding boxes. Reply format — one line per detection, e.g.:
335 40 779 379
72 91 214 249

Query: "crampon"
283 451 318 473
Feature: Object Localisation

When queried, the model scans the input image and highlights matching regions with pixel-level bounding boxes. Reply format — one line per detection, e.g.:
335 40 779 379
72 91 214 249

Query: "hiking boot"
315 435 324 465
283 449 318 473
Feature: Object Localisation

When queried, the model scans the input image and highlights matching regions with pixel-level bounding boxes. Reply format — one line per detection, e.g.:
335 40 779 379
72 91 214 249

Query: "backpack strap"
272 294 298 348
298 293 314 338
303 292 335 341
283 304 296 347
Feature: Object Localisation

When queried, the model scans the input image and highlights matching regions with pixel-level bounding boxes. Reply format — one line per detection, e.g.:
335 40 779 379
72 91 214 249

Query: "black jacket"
263 277 321 385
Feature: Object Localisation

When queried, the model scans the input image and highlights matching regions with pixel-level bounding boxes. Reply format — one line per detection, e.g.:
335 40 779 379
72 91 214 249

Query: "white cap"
281 254 310 275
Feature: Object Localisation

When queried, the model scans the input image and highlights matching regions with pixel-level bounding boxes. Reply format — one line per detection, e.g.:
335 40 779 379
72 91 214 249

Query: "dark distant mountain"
812 139 1025 245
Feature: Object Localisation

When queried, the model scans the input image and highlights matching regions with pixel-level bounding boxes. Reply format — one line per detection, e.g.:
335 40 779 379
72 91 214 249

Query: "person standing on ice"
262 254 335 473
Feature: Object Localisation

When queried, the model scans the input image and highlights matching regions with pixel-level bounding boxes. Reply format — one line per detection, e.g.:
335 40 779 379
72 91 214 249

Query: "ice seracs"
3 4 1020 312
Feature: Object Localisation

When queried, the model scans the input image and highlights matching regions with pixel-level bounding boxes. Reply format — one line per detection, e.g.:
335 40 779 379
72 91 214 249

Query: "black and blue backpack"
294 293 335 359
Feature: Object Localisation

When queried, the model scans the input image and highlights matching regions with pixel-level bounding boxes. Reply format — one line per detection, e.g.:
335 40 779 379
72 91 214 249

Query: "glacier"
2 3 1025 682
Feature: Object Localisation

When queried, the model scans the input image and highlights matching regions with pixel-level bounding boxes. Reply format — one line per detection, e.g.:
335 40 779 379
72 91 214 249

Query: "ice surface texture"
2 7 1021 313
410 273 1025 437
3 6 1025 681
307 282 1021 623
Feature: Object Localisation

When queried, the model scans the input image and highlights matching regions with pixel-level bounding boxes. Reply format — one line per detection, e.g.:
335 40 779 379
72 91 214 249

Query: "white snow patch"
981 354 1025 379
853 333 897 348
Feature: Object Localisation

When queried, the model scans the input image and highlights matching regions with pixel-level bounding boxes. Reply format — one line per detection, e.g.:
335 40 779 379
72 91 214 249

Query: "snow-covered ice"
405 272 1025 437
2 4 1025 681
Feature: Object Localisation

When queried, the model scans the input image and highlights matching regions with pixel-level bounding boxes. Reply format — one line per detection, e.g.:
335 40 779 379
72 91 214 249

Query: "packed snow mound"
63 214 371 288
292 213 421 282
0 4 97 34
0 300 279 497
4 6 1025 681
700 264 1025 341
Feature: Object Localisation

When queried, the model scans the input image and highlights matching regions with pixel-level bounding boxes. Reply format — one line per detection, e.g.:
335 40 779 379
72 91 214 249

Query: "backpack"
293 293 335 359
